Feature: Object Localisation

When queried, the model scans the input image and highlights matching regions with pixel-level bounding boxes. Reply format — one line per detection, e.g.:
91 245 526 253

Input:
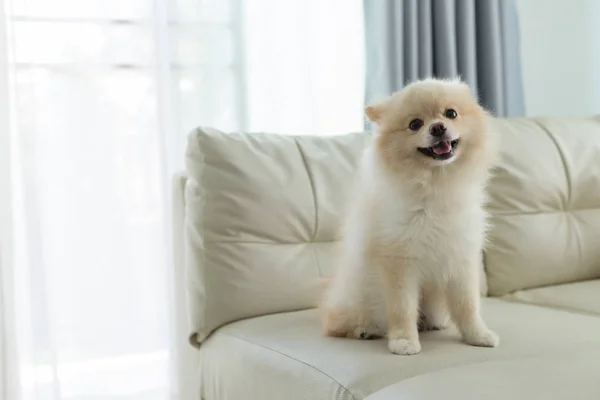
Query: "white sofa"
174 117 600 399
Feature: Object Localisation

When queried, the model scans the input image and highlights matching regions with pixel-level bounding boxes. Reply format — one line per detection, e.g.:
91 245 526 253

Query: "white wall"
517 0 600 117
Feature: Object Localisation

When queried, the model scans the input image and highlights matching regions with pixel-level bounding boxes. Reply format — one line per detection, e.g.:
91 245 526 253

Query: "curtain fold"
1 2 19 398
364 0 525 117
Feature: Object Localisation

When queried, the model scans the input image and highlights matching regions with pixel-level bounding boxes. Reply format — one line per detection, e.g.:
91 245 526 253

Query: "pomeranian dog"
321 78 499 355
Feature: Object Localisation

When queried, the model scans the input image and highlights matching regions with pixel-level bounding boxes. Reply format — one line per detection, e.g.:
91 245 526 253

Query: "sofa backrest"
180 117 600 346
485 116 600 296
183 128 369 346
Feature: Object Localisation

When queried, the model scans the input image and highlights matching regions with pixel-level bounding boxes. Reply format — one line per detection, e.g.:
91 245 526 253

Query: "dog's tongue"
432 140 451 155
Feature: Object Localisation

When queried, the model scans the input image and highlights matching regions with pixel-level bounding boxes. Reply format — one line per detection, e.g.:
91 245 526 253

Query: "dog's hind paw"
353 324 384 340
463 329 499 348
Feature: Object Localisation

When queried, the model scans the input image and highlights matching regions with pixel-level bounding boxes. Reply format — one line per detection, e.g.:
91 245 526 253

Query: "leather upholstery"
502 280 600 316
485 117 600 295
184 128 369 345
196 299 600 400
177 116 600 399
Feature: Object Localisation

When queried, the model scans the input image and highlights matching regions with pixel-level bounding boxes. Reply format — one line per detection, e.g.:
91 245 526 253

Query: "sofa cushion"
365 348 600 400
502 279 600 316
184 128 370 345
196 298 600 400
485 116 600 296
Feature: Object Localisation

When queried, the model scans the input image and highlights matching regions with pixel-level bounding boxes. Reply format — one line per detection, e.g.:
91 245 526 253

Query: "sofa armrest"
171 172 200 398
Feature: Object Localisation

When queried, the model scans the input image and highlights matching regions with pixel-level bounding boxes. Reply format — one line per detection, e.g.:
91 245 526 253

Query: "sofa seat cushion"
365 348 600 400
502 279 600 316
197 298 600 400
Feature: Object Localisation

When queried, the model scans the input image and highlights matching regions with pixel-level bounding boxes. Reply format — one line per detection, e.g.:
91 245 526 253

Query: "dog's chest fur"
371 170 487 275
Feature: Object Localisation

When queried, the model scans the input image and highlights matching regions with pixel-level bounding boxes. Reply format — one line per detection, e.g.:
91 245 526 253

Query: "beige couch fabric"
179 118 600 399
197 299 600 400
502 280 600 316
184 128 369 346
485 117 600 296
366 348 600 400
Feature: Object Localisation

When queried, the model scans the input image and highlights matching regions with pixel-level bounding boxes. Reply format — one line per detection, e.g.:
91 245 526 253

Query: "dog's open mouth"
418 139 459 160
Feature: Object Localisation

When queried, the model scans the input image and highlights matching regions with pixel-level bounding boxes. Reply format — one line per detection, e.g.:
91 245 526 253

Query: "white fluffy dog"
321 78 499 355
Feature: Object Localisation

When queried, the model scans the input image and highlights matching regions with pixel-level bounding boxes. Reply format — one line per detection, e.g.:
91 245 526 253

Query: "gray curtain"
364 0 525 117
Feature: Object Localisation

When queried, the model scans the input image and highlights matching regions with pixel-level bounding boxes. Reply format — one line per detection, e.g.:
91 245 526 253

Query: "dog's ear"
364 105 381 122
364 97 390 124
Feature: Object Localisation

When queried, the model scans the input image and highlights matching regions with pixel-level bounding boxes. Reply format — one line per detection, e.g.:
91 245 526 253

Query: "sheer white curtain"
0 0 364 399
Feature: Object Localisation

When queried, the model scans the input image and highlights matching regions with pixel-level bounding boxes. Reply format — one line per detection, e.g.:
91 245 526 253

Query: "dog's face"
366 79 492 171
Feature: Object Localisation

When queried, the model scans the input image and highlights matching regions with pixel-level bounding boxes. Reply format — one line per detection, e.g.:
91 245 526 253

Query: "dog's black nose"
429 122 447 137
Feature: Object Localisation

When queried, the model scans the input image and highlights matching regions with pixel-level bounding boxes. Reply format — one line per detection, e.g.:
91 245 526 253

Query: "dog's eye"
408 119 423 131
445 109 458 119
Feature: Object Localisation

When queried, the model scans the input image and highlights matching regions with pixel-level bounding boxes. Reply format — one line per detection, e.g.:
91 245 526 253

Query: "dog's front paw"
463 329 499 348
388 338 421 355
